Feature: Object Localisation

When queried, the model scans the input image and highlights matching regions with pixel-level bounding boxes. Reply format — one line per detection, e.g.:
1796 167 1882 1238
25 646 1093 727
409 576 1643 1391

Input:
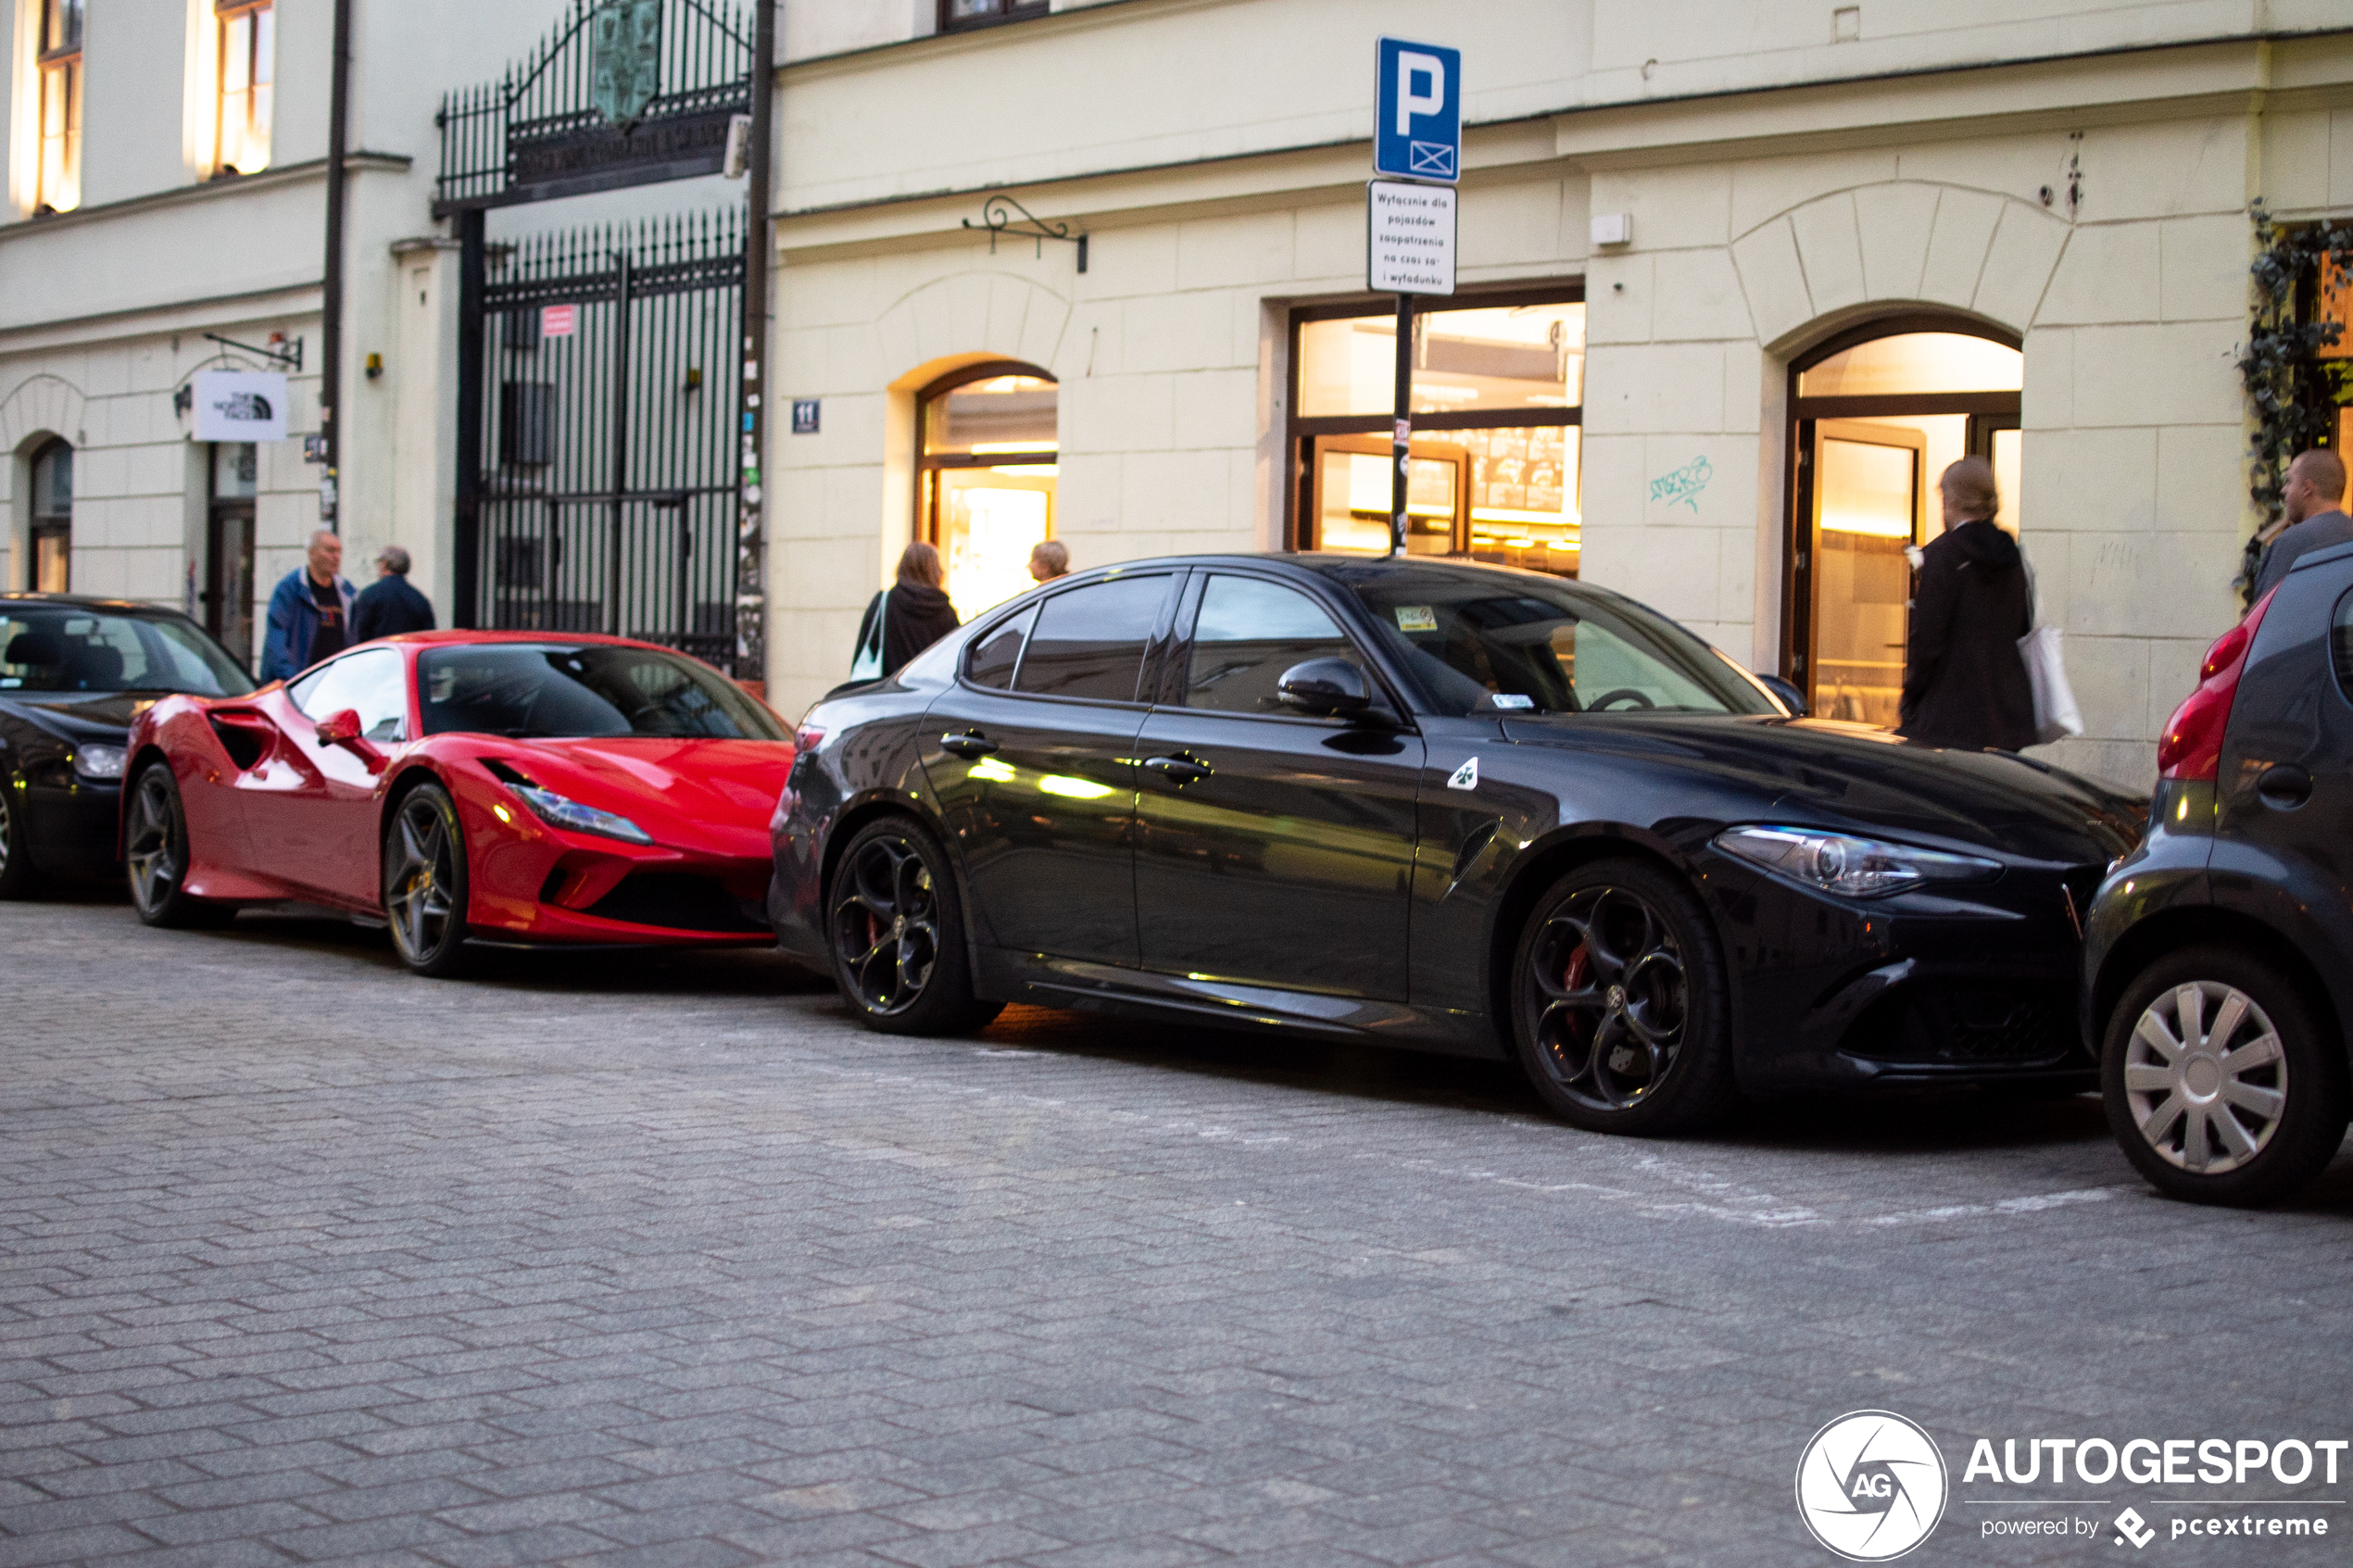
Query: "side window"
2334 589 2353 702
291 647 407 741
1013 577 1166 702
965 606 1035 691
1185 576 1358 714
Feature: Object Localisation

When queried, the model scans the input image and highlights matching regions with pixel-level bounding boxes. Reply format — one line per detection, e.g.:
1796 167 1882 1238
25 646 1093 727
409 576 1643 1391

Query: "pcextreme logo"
1796 1411 1951 1561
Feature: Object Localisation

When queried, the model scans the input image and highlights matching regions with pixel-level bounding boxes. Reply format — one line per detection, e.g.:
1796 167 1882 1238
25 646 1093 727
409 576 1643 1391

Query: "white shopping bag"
2018 561 2082 745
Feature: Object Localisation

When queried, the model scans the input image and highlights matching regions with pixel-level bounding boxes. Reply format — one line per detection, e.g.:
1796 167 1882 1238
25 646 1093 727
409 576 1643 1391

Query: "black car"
2084 541 2353 1205
771 556 2142 1133
0 594 255 897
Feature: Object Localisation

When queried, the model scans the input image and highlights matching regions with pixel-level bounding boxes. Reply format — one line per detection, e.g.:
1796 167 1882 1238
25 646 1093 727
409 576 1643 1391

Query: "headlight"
1713 825 1999 898
510 784 653 846
72 744 128 781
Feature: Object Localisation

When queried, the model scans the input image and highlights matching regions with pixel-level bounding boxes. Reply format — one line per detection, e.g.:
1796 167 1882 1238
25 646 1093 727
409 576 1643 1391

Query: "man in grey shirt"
2252 449 2353 599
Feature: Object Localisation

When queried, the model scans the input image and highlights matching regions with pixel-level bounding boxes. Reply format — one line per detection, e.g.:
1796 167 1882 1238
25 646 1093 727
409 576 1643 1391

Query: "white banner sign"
191 370 289 443
1367 179 1456 295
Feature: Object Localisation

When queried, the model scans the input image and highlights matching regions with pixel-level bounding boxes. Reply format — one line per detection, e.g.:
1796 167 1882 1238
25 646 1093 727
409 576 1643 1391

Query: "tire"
826 816 1001 1036
0 780 42 900
384 783 472 977
1508 858 1736 1135
123 763 234 929
2100 946 2350 1207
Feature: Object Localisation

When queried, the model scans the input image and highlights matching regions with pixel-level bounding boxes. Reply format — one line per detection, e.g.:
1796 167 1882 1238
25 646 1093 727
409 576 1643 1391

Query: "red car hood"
479 735 793 856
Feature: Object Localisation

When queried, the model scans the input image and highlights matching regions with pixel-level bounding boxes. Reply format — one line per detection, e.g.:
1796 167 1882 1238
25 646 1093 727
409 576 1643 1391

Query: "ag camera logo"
1796 1411 1949 1561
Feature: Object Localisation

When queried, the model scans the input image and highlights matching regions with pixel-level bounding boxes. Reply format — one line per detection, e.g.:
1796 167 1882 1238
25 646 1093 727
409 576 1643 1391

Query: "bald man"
2252 449 2353 601
260 529 358 683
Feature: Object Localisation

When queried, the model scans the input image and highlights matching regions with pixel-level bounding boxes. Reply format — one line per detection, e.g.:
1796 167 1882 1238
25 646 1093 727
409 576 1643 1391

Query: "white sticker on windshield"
1447 756 1479 791
1394 605 1438 633
1490 694 1533 709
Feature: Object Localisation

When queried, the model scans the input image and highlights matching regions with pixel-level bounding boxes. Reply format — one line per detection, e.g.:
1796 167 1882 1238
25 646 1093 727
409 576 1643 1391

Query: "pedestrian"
259 529 357 683
1896 456 2037 752
351 545 437 643
1027 539 1070 584
2248 449 2352 602
852 541 962 679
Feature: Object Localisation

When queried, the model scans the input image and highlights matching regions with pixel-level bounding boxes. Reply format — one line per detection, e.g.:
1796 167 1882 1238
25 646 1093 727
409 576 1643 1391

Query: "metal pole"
736 0 777 684
609 245 632 638
1390 292 1413 557
319 0 354 529
452 209 485 630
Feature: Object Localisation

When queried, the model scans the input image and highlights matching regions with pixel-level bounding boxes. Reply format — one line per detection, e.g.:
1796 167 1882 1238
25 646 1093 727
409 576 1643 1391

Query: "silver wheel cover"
2123 980 2289 1176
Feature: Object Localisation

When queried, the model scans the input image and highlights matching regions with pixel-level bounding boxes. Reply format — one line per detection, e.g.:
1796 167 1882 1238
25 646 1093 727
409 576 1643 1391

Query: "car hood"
0 692 157 743
476 735 795 852
1501 713 2144 863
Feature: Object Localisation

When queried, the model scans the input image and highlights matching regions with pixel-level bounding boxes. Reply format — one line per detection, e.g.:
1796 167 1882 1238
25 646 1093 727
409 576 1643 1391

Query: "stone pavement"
2 891 2349 1568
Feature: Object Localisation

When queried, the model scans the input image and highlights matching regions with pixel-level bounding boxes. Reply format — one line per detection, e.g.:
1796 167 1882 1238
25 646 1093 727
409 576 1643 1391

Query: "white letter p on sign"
1396 51 1444 134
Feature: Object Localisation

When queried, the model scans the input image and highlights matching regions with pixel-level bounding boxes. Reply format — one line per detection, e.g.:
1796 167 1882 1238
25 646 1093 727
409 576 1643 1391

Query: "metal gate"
467 212 744 662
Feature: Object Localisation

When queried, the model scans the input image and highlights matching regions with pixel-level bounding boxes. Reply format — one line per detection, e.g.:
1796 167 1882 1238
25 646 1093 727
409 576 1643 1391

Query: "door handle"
1143 755 1214 784
940 731 999 759
2257 763 2312 810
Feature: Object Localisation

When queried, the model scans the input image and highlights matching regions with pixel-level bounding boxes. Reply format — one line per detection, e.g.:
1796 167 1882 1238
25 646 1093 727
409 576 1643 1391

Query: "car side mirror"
1277 658 1373 718
315 708 388 771
1757 673 1808 718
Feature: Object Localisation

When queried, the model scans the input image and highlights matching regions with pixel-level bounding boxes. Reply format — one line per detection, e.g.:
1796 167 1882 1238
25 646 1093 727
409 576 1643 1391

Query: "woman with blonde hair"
852 540 963 679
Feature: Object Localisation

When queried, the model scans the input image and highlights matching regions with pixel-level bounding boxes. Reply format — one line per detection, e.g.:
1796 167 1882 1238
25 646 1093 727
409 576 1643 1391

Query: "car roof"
1051 551 1593 585
373 629 683 652
0 592 201 621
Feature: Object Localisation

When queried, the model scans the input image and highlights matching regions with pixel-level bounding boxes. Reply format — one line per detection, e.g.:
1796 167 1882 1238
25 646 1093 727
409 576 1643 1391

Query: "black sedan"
769 556 2143 1133
0 594 255 897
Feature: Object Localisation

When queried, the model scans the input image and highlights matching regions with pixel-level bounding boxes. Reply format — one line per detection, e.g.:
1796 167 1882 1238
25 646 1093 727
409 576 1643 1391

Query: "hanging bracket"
963 194 1088 273
202 332 304 371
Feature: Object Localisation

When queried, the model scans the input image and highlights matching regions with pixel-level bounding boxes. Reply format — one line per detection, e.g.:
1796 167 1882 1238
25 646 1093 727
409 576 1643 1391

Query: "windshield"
1316 562 1780 719
418 644 786 740
0 607 254 696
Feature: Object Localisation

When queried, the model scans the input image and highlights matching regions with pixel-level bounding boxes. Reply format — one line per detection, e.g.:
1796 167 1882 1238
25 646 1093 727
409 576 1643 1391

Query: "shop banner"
191 370 289 443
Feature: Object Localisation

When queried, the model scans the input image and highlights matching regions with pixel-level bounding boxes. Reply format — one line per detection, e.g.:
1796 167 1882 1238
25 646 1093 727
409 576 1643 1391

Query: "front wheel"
1509 859 1735 1134
124 764 233 929
0 782 42 899
2101 947 2349 1207
827 817 1000 1036
384 784 472 977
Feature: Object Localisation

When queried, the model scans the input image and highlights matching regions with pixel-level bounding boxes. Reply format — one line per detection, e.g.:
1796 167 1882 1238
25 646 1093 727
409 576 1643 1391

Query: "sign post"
1371 37 1460 557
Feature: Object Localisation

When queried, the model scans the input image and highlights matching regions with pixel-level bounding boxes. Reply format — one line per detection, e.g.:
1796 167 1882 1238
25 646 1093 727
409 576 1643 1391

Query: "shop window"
1289 290 1584 577
30 439 71 594
939 0 1049 32
207 443 258 664
216 1 274 177
35 0 82 214
916 363 1057 621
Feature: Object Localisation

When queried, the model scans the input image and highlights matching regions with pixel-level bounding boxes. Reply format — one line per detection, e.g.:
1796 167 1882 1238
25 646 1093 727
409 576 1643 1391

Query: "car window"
416 643 786 740
290 647 408 741
965 606 1035 691
2332 588 2353 703
0 608 252 696
1013 577 1166 703
1184 576 1360 714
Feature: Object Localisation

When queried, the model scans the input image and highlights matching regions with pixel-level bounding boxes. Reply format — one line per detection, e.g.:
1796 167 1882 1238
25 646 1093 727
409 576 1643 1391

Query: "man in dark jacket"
259 530 357 683
1898 457 2037 752
2250 449 2352 601
351 545 437 643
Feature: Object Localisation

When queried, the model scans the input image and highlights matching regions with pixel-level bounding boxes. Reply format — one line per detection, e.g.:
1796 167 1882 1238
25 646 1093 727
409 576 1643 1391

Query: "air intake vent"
585 873 768 935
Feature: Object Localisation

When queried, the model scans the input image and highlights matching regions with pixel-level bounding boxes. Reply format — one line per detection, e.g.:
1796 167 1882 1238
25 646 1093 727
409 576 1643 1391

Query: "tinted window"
0 608 253 696
1185 576 1359 714
1013 577 1165 702
418 644 786 740
290 647 407 741
966 606 1034 690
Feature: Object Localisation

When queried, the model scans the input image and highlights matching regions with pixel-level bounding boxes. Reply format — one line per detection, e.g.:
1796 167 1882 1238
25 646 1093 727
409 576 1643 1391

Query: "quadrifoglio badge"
1797 1412 2347 1558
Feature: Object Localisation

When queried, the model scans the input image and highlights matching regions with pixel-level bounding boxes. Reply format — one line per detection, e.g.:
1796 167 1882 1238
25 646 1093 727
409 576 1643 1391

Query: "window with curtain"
31 441 73 594
35 0 84 213
216 0 273 176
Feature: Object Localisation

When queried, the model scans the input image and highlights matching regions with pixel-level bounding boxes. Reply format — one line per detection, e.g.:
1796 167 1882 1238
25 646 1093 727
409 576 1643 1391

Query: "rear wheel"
1509 859 1735 1135
384 784 472 977
124 764 233 929
0 783 41 899
827 817 1000 1035
2101 946 2349 1207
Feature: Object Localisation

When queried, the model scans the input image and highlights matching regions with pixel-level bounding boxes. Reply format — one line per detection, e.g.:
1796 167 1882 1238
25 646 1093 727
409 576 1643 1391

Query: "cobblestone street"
3 891 2349 1567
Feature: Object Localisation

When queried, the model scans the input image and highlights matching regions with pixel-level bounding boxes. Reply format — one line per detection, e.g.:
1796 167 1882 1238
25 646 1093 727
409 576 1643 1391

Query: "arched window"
30 440 72 594
1784 318 2023 725
915 363 1057 619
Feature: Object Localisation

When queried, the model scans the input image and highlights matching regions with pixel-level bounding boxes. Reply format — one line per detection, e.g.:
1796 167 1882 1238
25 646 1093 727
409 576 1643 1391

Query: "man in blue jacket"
260 530 357 683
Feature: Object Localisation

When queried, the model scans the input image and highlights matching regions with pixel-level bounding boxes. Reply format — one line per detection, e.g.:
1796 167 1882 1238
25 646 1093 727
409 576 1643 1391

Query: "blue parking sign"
1374 37 1460 182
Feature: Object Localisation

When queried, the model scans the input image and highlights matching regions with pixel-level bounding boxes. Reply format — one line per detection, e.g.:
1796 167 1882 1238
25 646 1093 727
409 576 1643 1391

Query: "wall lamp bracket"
202 332 303 371
963 194 1088 273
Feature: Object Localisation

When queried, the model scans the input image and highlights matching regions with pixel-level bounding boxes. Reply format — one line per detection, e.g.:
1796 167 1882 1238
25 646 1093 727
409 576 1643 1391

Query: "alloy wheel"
2121 980 2287 1175
1526 884 1689 1112
830 833 940 1016
386 795 459 964
125 770 183 915
0 788 13 878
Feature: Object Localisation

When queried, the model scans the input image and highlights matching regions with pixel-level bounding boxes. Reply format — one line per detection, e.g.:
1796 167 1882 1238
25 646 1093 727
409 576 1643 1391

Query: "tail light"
2157 587 2278 781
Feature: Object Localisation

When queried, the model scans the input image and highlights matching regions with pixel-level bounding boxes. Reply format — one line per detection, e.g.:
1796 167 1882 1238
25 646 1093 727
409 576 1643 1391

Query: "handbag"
849 589 888 681
2018 561 2082 746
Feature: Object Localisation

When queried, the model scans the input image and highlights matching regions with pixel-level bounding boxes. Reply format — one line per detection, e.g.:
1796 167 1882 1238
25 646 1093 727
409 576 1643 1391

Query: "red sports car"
120 632 794 974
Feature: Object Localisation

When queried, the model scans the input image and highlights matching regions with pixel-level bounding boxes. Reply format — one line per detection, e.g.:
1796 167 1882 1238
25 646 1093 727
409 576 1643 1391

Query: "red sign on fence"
540 304 578 339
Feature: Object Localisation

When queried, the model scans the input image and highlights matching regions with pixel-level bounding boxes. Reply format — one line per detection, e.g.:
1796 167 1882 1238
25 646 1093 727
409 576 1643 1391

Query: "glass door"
1305 434 1467 558
207 443 258 668
1806 420 1924 725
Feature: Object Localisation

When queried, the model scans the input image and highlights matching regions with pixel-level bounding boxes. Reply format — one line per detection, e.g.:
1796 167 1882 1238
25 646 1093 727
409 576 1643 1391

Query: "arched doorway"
914 362 1057 620
1783 318 2022 724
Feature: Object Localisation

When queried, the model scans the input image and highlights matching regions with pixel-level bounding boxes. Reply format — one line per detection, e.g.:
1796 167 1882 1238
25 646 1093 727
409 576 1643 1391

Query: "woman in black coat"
1897 456 2037 752
857 541 962 677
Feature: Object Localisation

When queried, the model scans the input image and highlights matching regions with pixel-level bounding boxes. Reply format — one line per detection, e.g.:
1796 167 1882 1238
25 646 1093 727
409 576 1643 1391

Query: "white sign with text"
191 370 289 443
1366 180 1456 295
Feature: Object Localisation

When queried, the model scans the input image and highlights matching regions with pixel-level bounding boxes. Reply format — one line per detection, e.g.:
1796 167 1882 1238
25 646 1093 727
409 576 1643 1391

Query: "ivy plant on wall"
2237 203 2353 601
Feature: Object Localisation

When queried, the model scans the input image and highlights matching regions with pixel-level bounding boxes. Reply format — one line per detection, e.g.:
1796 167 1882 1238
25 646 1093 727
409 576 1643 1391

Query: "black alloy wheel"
124 764 233 929
827 817 1001 1035
384 783 472 977
2101 946 2350 1207
0 782 40 899
1511 859 1734 1134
